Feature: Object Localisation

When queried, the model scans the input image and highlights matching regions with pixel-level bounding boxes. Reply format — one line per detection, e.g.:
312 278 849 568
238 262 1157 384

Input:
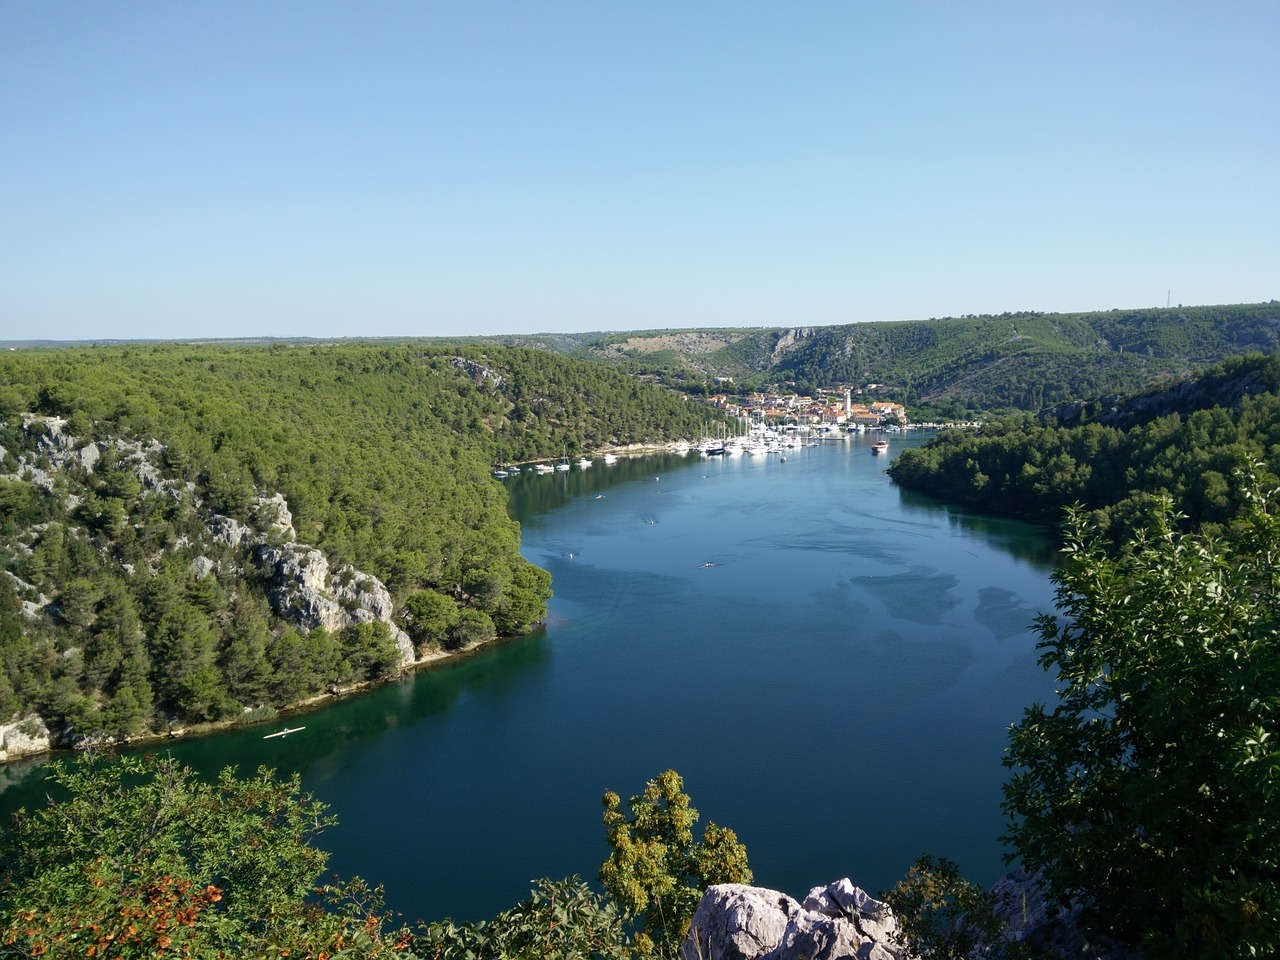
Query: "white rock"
0 715 51 761
684 880 904 960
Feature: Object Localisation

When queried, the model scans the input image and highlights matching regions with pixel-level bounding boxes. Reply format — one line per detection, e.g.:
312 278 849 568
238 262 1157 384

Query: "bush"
1002 470 1280 956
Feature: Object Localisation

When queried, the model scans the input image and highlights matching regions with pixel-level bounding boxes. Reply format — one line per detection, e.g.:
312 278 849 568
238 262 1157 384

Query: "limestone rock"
450 356 506 389
77 442 101 472
256 544 344 631
333 566 395 621
801 880 899 950
254 543 414 667
0 715 51 761
388 623 415 663
684 881 904 960
211 515 251 548
254 492 295 539
682 885 798 960
190 556 217 580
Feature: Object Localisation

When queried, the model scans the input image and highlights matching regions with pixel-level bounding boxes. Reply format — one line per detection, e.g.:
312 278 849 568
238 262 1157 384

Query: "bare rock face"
256 544 344 632
254 493 295 539
255 543 414 667
0 715 52 762
683 880 904 960
211 515 251 548
189 556 217 580
682 885 797 960
77 442 101 472
333 565 395 621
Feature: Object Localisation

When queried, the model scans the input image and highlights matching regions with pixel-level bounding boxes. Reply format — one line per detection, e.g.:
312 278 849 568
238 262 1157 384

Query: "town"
707 384 907 430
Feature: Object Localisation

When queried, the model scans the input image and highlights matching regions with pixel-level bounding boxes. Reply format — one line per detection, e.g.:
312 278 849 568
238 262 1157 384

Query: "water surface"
0 434 1059 923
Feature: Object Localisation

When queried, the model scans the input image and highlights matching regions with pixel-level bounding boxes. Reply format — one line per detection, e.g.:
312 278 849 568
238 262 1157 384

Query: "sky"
2 2 1277 341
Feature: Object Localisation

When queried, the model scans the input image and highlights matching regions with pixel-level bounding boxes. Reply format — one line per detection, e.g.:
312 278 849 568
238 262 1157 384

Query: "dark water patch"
850 567 963 625
975 586 1041 641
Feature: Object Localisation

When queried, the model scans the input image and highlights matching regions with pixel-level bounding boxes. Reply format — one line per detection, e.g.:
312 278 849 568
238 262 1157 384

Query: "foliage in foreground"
0 752 416 958
1002 471 1280 957
600 769 752 958
0 759 753 959
416 877 630 960
883 855 1025 960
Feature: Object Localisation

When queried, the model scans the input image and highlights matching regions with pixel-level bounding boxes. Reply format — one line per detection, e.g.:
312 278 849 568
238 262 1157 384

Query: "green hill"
887 352 1280 541
0 342 725 750
470 302 1280 413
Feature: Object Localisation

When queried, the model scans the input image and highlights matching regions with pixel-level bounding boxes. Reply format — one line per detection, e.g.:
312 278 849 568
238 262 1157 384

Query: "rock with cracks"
683 880 904 960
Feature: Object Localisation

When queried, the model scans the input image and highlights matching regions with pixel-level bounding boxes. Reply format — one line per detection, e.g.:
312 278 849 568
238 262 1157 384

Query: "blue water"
0 434 1059 923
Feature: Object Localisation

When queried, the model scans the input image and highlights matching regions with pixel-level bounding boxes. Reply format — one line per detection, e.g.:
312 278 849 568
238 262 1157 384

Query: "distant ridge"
8 300 1278 413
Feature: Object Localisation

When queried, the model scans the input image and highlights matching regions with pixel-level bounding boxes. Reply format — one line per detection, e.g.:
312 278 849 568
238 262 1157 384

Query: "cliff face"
0 716 51 762
1 415 416 754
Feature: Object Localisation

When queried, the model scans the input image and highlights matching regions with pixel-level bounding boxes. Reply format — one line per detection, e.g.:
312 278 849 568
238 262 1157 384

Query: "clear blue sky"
2 2 1276 341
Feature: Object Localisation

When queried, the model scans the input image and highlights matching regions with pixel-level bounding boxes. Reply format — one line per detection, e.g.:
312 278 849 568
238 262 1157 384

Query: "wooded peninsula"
0 343 727 750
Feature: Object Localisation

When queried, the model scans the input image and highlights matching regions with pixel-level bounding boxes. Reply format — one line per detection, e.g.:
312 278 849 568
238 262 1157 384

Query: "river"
0 432 1060 924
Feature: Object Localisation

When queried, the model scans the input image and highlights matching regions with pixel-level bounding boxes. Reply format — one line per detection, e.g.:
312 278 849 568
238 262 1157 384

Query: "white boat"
872 439 889 455
263 725 306 739
578 458 593 468
534 463 555 474
603 453 618 464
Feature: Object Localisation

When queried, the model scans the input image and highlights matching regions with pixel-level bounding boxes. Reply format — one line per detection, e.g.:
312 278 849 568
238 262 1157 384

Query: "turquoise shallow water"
0 433 1059 923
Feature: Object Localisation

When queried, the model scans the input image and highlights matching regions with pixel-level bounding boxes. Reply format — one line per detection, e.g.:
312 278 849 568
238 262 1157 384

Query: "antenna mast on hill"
1167 290 1171 308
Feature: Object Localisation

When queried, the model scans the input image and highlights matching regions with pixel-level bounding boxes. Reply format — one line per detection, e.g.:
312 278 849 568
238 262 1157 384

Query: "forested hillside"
887 353 1280 540
474 302 1280 414
0 343 723 750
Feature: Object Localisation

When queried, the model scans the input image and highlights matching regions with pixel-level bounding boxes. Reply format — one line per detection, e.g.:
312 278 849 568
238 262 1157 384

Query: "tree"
600 769 752 958
448 607 496 650
883 855 1022 960
1002 472 1280 957
341 620 403 681
416 877 631 960
402 589 459 649
493 560 552 635
0 752 417 958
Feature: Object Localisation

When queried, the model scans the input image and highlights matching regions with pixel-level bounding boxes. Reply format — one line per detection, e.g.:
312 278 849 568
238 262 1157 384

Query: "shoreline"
2 627 542 766
7 440 682 767
501 440 687 470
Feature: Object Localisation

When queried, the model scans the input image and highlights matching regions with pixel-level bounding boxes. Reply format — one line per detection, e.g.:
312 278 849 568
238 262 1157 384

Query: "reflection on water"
896 487 1060 567
0 434 1062 924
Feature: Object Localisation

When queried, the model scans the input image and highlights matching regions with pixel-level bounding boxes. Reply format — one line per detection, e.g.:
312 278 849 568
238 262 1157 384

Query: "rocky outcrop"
0 716 52 762
683 880 904 960
686 872 1139 960
770 328 815 361
254 492 295 538
451 356 506 389
254 542 414 666
4 416 416 670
